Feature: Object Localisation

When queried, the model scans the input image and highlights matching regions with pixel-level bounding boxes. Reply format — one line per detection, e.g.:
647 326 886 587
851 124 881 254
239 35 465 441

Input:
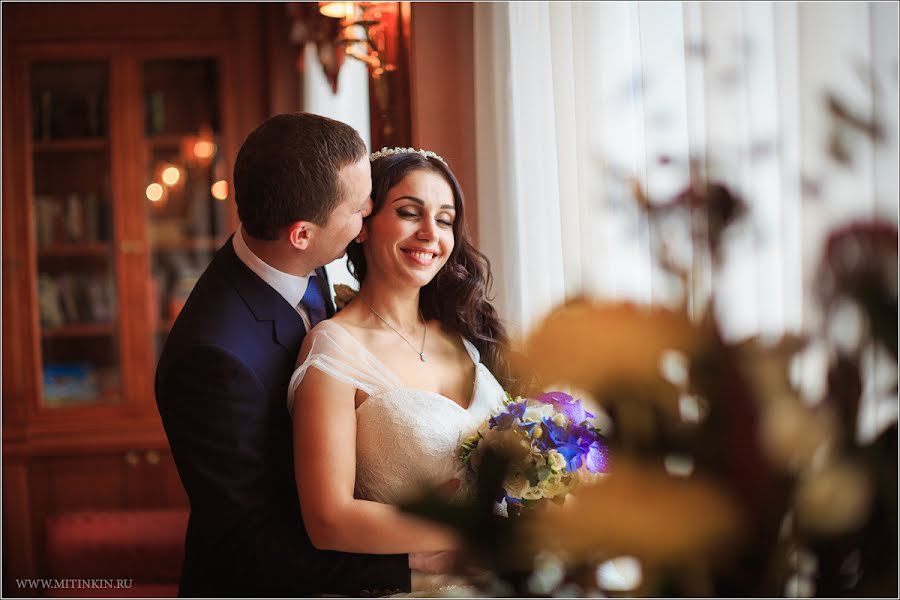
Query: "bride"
288 147 512 593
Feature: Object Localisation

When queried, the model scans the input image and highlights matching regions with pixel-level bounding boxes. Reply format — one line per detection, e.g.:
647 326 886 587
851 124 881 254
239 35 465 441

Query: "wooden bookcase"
1 3 297 594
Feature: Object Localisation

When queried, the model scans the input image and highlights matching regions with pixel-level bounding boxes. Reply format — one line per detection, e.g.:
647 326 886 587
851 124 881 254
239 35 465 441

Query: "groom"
155 113 410 597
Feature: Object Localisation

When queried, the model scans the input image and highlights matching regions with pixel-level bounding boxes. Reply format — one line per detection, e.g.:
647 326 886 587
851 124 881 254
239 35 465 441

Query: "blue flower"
489 401 526 430
542 417 588 471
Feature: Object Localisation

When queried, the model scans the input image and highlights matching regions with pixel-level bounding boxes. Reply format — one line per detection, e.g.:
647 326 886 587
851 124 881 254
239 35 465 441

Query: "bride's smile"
401 246 440 266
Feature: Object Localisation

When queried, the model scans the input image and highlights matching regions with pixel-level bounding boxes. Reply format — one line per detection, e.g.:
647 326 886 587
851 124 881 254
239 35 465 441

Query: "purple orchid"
585 440 609 472
570 423 610 473
535 391 596 425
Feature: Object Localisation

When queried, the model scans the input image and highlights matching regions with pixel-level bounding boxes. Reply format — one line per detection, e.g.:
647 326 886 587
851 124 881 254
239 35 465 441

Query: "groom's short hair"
234 112 367 240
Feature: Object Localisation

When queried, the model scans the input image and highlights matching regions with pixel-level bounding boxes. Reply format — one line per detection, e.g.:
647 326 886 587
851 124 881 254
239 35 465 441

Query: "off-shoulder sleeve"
287 320 403 414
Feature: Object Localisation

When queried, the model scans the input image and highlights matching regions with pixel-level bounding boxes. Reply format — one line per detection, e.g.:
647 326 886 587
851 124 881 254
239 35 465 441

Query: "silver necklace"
359 296 428 362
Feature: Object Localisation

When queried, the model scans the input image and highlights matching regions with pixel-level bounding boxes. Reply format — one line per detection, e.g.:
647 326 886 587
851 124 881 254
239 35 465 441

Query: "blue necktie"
300 274 327 328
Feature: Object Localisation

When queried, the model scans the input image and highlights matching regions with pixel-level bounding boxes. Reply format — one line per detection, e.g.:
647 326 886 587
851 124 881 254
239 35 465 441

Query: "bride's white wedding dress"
287 319 507 596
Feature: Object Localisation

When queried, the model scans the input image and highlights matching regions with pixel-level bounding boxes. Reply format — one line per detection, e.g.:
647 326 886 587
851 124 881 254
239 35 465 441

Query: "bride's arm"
292 364 461 554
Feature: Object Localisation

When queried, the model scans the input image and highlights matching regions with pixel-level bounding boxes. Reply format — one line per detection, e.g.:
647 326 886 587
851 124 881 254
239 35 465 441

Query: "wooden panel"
110 53 154 417
30 454 130 512
128 450 189 508
263 3 302 115
231 4 268 135
5 3 234 42
1 4 275 593
28 453 130 578
1 18 28 428
2 462 36 597
369 2 413 150
25 449 187 581
409 2 479 244
16 415 169 457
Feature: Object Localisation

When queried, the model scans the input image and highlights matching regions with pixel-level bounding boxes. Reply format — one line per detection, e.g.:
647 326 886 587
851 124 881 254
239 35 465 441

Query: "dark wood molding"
368 2 413 149
5 3 234 42
263 4 302 115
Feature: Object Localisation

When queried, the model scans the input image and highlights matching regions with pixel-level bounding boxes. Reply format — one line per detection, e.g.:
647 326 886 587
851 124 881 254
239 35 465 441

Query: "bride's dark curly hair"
346 152 513 392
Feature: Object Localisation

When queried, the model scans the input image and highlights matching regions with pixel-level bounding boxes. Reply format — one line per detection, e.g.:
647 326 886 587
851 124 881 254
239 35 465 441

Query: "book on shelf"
39 272 115 326
35 192 105 246
38 274 65 327
65 193 85 242
42 363 99 404
35 195 63 247
83 193 100 242
56 274 80 323
85 274 114 322
146 90 166 135
31 87 106 140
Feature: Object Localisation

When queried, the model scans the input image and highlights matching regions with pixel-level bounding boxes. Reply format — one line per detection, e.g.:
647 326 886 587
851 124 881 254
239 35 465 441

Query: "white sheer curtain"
475 1 898 338
474 1 898 436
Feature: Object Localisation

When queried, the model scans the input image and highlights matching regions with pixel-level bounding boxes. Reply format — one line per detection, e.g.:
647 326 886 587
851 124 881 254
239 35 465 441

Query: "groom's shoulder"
163 259 259 354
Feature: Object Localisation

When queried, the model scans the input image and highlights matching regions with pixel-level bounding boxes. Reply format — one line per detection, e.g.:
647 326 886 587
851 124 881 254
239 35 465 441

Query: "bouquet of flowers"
460 391 610 516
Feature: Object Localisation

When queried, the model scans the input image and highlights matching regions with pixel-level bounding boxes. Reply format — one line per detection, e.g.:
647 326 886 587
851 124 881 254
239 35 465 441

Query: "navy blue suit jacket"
155 237 410 597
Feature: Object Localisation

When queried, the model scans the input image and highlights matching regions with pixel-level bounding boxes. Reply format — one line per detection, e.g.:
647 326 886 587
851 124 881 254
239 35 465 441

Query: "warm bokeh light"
161 166 181 186
319 1 356 19
193 140 216 160
211 179 228 201
146 183 164 203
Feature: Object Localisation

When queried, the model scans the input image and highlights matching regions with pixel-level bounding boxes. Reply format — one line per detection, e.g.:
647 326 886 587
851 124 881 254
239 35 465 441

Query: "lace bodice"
288 320 507 505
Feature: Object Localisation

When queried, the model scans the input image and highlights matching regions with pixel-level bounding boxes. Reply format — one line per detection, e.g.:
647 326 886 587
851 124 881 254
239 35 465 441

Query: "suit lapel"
273 299 307 353
220 237 307 354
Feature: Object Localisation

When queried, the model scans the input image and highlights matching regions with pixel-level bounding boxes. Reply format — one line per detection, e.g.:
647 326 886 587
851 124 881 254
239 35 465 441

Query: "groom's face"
313 157 373 264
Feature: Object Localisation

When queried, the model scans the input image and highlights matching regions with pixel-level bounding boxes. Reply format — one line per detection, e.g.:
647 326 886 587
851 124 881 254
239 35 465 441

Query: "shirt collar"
232 226 311 308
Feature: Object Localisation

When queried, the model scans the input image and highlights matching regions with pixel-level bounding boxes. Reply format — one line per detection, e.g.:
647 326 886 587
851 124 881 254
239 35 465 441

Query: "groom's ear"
286 220 313 250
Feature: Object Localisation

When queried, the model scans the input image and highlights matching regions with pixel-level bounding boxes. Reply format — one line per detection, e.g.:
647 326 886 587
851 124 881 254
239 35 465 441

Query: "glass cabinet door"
142 58 229 358
30 61 122 408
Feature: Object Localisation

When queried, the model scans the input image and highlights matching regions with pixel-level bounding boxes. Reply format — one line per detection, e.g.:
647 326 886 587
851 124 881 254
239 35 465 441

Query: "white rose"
504 472 530 499
541 474 569 498
522 485 544 501
523 403 554 423
547 449 568 472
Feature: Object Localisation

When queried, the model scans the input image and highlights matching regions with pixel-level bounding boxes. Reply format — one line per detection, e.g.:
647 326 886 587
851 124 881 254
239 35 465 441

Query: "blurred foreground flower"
523 458 742 595
512 301 707 457
513 300 702 393
816 221 898 360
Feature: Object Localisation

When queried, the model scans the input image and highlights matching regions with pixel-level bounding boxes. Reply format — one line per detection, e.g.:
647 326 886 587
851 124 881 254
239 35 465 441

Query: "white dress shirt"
232 226 316 332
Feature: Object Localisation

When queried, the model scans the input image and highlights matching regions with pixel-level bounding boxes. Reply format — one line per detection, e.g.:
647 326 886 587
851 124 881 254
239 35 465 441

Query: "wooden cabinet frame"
1 4 287 595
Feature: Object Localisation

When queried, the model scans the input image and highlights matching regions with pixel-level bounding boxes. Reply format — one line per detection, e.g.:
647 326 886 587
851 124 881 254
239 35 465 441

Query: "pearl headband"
369 146 447 166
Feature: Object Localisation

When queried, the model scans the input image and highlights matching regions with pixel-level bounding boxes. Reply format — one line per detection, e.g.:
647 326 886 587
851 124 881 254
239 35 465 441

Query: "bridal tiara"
369 147 447 166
